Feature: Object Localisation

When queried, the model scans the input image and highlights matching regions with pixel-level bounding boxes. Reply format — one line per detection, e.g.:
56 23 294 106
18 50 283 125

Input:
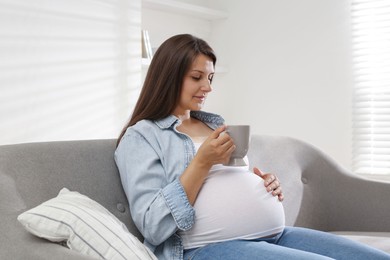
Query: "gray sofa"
1 135 389 259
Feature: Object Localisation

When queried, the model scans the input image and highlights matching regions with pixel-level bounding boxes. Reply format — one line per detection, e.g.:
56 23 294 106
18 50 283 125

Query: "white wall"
0 0 141 145
1 0 353 171
205 0 353 169
141 6 212 51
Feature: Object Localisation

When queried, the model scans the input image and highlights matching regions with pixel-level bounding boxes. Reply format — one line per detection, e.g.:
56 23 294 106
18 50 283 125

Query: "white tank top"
179 142 285 249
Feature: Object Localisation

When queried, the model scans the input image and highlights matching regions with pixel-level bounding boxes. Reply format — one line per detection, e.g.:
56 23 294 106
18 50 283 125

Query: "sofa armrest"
247 135 390 232
319 167 390 232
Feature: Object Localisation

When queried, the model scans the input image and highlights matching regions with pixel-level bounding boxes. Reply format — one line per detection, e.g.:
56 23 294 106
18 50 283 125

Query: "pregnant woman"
115 34 390 260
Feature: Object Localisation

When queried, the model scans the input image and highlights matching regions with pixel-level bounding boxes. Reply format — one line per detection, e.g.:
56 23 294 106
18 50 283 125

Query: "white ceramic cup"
224 125 250 166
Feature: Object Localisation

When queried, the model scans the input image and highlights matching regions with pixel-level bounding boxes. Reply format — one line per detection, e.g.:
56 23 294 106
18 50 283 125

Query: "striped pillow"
17 188 157 260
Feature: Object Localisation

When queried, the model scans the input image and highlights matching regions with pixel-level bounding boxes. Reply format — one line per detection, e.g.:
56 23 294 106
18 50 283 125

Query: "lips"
195 96 206 101
194 95 206 101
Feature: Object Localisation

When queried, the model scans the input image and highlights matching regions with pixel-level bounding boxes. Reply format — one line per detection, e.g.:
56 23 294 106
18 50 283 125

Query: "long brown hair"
117 34 217 145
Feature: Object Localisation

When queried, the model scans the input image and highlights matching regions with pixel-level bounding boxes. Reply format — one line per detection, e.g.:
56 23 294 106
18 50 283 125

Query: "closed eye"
208 74 214 84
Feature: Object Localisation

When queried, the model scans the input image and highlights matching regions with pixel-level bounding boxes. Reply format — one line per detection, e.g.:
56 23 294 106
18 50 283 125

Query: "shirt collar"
154 115 179 129
154 111 225 129
190 111 225 126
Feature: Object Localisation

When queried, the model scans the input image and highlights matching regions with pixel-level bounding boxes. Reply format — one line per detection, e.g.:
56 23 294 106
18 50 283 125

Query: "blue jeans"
183 227 390 260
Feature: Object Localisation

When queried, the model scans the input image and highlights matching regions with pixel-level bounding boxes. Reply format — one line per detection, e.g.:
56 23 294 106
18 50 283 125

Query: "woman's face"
173 54 215 116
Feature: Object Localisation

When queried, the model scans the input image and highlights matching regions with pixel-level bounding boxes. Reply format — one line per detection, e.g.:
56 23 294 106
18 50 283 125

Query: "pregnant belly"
179 166 285 249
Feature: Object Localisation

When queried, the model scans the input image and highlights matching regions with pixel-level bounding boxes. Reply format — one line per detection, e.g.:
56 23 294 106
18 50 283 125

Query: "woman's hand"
253 167 284 202
195 125 236 168
181 125 235 205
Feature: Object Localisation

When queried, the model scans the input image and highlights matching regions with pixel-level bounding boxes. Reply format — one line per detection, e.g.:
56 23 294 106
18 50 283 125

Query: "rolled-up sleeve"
115 129 195 246
161 178 195 231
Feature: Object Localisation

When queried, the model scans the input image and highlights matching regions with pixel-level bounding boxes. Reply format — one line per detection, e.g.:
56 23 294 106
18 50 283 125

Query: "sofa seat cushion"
332 231 390 254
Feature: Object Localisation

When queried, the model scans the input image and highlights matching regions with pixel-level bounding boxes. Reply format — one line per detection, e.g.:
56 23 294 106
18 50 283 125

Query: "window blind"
0 0 141 145
352 0 390 174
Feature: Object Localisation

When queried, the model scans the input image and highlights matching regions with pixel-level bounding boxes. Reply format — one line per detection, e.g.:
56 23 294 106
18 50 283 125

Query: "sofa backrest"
0 134 351 248
0 139 142 240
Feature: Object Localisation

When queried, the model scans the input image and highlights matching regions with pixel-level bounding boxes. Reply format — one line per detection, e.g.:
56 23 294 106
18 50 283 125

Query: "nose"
201 79 213 92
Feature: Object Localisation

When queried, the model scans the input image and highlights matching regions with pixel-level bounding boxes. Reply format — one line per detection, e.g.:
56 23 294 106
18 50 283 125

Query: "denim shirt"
114 111 225 260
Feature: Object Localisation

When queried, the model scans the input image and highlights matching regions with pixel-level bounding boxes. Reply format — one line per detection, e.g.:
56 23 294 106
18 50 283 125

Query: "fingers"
208 126 234 149
265 175 279 190
215 126 235 153
220 136 235 151
253 167 264 178
211 125 227 139
271 185 281 195
267 179 284 202
257 170 284 201
252 168 277 186
199 126 235 165
278 191 284 202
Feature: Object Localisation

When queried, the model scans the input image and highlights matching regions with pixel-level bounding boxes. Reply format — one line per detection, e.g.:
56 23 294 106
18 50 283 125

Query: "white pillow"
17 188 157 260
